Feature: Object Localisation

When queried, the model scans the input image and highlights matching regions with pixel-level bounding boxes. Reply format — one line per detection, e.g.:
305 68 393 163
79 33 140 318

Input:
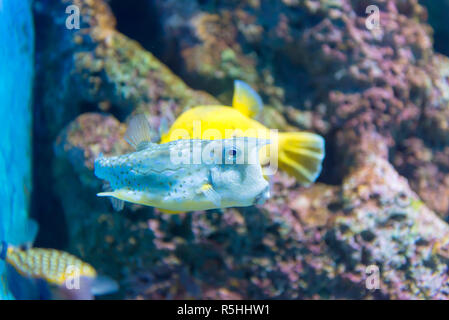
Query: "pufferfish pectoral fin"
124 114 156 151
200 184 221 207
97 192 125 211
232 80 263 119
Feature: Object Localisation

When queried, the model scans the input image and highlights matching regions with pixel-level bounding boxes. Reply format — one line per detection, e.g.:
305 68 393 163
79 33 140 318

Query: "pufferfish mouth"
254 185 270 205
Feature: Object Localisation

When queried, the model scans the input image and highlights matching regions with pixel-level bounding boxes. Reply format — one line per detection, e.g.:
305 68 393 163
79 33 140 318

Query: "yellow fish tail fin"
232 80 263 118
278 132 325 186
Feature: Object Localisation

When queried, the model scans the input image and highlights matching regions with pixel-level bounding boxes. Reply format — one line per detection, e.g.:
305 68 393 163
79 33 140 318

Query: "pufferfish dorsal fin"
124 114 155 151
232 80 263 118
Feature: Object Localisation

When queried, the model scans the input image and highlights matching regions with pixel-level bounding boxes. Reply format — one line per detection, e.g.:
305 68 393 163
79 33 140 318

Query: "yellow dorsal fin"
232 80 263 118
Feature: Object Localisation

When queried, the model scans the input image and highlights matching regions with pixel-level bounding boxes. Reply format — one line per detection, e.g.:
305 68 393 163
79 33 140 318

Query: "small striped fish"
1 242 96 286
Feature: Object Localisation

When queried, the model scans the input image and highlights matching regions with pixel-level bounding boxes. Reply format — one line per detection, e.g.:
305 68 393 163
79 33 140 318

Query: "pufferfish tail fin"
232 80 263 118
278 132 325 186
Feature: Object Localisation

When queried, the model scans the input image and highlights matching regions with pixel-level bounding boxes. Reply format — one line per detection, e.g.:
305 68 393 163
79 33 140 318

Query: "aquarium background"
2 0 449 299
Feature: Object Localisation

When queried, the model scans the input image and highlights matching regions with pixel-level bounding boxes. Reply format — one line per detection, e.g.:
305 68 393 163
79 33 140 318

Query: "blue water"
0 0 34 299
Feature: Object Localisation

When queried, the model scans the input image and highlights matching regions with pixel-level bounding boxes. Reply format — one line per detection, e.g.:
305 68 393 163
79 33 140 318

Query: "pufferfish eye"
228 148 237 157
224 146 242 164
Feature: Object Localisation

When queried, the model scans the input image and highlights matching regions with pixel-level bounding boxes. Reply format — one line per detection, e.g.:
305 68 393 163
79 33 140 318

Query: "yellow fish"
1 241 118 299
1 244 96 286
160 80 325 185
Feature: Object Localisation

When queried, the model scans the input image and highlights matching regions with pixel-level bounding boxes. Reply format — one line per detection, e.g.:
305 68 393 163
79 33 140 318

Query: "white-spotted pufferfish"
94 115 271 213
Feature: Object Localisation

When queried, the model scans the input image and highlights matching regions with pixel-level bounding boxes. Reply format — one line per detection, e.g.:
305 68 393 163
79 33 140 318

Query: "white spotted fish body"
94 115 271 212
